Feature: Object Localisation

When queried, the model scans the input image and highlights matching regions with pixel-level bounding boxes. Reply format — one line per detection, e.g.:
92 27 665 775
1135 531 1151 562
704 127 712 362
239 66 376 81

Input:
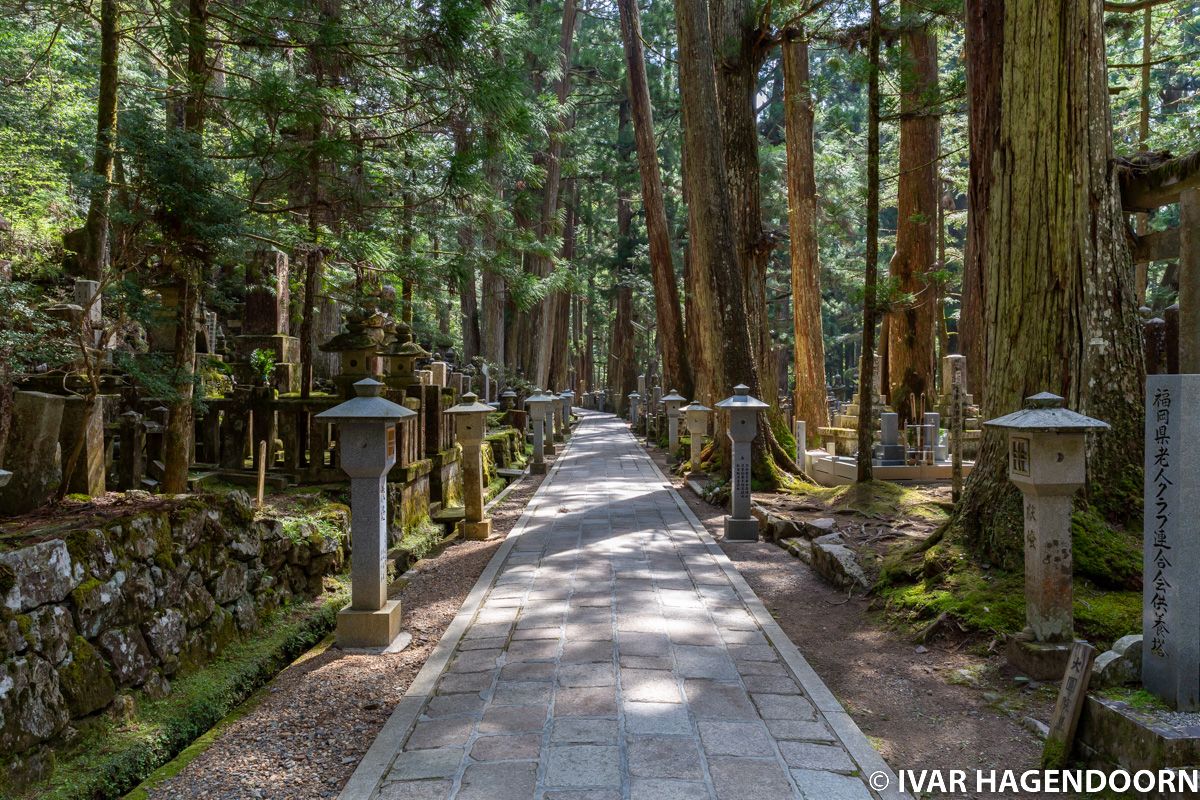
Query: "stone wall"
0 491 346 762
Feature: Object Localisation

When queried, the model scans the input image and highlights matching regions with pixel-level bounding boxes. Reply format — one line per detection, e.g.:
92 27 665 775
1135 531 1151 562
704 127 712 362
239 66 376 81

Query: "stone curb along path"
339 411 909 800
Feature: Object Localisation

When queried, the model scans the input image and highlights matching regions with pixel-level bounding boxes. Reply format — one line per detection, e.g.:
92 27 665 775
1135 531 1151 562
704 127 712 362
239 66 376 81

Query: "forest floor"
137 468 547 800
645 446 1070 800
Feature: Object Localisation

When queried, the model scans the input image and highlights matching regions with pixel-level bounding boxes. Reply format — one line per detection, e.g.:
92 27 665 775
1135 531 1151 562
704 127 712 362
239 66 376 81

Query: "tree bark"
782 29 827 446
856 0 882 483
962 0 1002 403
82 0 119 282
546 179 577 392
617 0 692 399
455 122 481 363
481 126 506 368
954 0 1145 564
610 104 637 414
163 0 209 493
533 0 580 388
887 0 939 426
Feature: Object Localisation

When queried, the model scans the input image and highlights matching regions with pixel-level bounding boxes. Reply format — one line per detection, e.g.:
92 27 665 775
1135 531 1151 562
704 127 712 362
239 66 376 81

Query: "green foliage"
398 518 444 562
249 348 277 385
1071 506 1142 590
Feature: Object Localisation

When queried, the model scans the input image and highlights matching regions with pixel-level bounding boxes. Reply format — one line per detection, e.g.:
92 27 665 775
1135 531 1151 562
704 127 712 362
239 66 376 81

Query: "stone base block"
1007 635 1071 680
545 442 557 455
1075 693 1200 786
531 461 547 475
461 520 492 541
337 600 402 649
724 516 760 542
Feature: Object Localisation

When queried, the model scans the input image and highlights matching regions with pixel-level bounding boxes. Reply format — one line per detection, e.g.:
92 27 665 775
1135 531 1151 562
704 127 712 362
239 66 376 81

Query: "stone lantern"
379 321 430 392
661 390 687 454
525 390 556 475
683 401 712 475
448 392 494 540
715 385 769 541
628 391 642 431
316 379 416 649
500 388 517 411
320 305 386 399
984 392 1109 678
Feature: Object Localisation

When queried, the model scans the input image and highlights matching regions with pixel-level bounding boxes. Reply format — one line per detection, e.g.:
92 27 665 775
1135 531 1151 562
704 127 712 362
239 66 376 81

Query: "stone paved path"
349 411 896 800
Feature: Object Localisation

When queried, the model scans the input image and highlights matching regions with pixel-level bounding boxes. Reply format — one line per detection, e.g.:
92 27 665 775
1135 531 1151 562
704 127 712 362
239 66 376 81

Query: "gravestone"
878 412 904 465
243 248 289 336
429 361 449 388
0 392 65 515
1143 374 1200 710
59 397 106 496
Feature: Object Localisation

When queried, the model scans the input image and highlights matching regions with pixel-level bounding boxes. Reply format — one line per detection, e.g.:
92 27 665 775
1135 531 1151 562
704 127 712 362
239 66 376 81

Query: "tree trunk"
546 180 577 392
163 0 209 493
962 0 1002 403
609 101 637 414
617 0 692 399
455 122 481 363
82 0 119 281
532 0 580 388
481 127 505 368
856 0 882 483
1134 5 1152 305
711 0 773 405
782 29 827 446
887 0 939 426
954 0 1145 565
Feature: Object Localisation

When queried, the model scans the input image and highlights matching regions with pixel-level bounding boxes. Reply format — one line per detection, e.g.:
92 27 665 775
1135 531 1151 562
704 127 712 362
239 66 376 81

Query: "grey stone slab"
630 779 712 800
621 668 684 703
735 659 789 677
405 718 474 750
457 761 538 800
618 631 671 656
499 661 557 681
684 680 757 720
673 645 738 680
448 649 503 673
565 622 615 641
707 757 795 800
765 719 836 742
459 636 509 651
436 671 495 694
469 733 542 761
668 624 724 647
729 645 776 662
619 654 673 671
697 720 775 758
386 748 464 780
778 741 856 773
623 701 692 736
741 675 801 695
558 662 616 687
425 693 485 718
627 737 704 780
791 769 873 800
720 630 769 647
551 717 619 744
478 704 548 735
492 681 553 706
545 791 623 800
554 686 618 717
545 744 622 788
511 626 562 640
377 779 452 800
561 639 614 663
751 693 817 721
464 622 514 640
506 638 560 662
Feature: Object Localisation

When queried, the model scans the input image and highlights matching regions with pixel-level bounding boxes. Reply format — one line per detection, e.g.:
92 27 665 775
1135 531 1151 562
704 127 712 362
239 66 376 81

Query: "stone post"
684 402 712 475
1143 374 1200 709
628 392 641 431
793 419 807 468
715 385 769 541
60 396 106 496
0 391 66 515
1180 188 1199 373
985 392 1108 679
525 391 554 475
448 392 494 540
662 390 686 454
118 410 146 490
316 378 415 649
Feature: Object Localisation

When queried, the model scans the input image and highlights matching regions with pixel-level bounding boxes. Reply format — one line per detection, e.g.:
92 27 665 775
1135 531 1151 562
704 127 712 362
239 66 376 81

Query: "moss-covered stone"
57 636 115 717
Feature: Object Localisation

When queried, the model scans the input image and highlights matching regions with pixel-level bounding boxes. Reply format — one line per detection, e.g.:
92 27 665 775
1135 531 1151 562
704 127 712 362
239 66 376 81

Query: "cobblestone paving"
370 412 878 800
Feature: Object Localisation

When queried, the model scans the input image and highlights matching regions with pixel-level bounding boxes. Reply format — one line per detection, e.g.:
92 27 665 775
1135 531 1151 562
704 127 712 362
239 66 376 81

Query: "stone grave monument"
716 385 768 541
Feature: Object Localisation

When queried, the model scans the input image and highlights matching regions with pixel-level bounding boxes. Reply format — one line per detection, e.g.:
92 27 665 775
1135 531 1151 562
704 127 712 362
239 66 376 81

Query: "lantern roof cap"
315 379 415 422
684 401 712 413
447 392 494 415
715 384 769 410
984 392 1109 432
662 390 687 403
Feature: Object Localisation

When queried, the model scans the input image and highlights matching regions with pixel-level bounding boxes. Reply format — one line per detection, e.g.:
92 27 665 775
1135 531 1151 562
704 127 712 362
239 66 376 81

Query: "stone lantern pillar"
560 390 575 431
984 392 1109 678
715 385 769 541
448 392 494 540
597 389 606 413
316 379 416 649
628 392 641 431
525 390 555 475
662 390 687 454
684 401 712 475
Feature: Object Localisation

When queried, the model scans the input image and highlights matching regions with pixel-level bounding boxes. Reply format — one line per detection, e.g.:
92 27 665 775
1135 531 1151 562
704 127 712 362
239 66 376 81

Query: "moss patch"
1071 506 1141 590
827 480 948 523
5 582 348 800
397 518 443 563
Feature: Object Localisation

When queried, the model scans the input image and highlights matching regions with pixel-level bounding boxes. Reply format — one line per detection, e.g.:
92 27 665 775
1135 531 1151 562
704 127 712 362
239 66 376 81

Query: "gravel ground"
148 468 547 800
